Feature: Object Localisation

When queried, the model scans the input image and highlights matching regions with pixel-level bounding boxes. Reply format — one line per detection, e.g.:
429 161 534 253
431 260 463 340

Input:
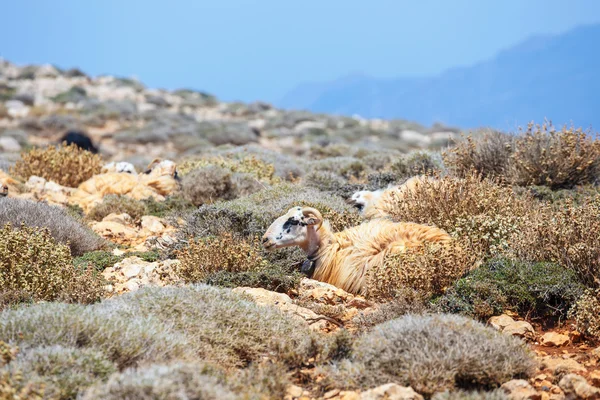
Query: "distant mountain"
279 24 600 131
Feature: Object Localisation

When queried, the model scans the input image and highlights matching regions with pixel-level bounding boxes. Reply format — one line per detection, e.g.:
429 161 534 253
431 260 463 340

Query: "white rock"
503 321 536 339
489 314 516 331
124 280 140 292
121 263 143 279
360 383 424 400
0 136 21 152
500 379 541 400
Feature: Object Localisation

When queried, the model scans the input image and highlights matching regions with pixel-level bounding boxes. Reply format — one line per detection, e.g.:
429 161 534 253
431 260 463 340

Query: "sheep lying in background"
349 175 438 219
69 159 179 212
262 206 453 295
101 161 137 175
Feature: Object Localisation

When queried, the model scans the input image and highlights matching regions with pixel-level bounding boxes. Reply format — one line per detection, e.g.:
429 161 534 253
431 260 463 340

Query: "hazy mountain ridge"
279 23 600 130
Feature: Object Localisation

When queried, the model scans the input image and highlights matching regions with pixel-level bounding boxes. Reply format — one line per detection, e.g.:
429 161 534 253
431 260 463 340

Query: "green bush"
0 223 105 308
325 313 536 397
434 258 586 321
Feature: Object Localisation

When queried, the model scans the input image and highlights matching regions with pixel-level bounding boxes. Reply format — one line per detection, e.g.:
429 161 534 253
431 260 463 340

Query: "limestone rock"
0 136 21 152
102 256 181 296
539 356 586 374
232 287 329 331
360 383 423 400
286 384 303 398
540 332 570 347
501 379 541 400
489 314 516 331
503 321 536 340
558 374 600 399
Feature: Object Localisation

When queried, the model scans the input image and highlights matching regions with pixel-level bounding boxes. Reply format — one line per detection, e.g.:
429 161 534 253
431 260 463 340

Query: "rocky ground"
1 59 599 400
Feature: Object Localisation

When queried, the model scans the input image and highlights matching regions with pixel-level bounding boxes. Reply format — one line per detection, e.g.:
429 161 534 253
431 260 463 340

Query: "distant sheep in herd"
262 205 454 295
348 175 440 219
69 158 179 212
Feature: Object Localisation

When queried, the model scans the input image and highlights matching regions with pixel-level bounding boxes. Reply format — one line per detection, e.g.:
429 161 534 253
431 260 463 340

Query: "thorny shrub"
365 241 473 300
10 346 116 400
0 342 45 400
10 142 102 187
178 154 280 185
176 232 268 283
0 198 106 256
87 194 147 222
325 314 536 397
568 289 600 340
510 196 600 286
443 130 514 180
81 362 236 400
510 122 600 189
0 223 105 308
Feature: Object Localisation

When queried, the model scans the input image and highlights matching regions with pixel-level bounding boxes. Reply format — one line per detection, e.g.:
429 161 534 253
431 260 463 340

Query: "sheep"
101 161 137 175
59 131 99 154
68 158 180 212
348 175 439 219
262 205 454 295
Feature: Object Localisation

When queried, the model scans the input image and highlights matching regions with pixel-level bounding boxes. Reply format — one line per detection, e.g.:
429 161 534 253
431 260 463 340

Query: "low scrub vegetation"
444 122 600 189
10 142 102 187
325 314 536 397
0 198 106 256
434 258 586 321
510 196 600 286
87 194 148 222
0 223 105 309
568 289 600 340
181 184 362 239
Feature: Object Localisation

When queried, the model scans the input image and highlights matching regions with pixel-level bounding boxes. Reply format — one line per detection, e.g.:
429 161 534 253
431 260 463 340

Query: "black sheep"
59 131 99 154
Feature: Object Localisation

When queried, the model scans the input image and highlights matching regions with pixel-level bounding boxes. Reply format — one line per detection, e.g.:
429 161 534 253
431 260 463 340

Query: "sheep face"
262 206 321 251
347 189 383 212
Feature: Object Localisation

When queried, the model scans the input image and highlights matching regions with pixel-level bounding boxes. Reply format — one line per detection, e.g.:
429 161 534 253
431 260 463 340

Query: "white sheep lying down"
262 205 454 295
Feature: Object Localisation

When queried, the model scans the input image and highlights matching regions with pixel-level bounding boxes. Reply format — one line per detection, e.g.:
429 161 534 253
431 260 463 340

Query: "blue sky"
1 0 600 103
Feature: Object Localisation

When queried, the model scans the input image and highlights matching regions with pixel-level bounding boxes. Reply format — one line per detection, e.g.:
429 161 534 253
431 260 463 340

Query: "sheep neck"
301 222 333 260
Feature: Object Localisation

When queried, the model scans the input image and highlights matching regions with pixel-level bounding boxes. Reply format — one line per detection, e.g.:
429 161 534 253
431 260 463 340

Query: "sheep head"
347 189 384 213
262 206 323 251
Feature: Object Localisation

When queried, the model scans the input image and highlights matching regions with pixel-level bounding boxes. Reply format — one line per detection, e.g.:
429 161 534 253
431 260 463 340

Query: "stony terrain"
0 59 599 400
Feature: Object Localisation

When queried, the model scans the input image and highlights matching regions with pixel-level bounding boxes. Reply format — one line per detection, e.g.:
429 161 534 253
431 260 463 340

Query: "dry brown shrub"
510 122 600 189
10 142 102 187
176 233 268 282
0 223 105 307
443 130 514 179
381 172 530 262
568 289 600 339
365 241 473 300
87 194 147 222
510 196 600 286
